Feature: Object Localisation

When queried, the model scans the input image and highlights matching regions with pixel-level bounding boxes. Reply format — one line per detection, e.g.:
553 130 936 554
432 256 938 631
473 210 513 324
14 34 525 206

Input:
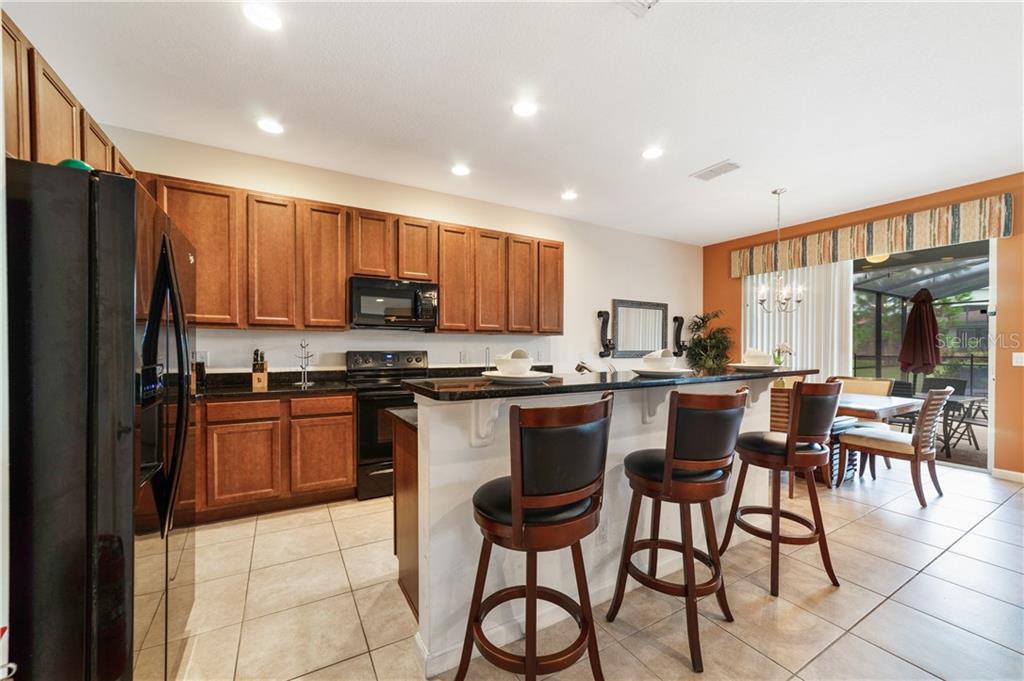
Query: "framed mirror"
611 299 668 358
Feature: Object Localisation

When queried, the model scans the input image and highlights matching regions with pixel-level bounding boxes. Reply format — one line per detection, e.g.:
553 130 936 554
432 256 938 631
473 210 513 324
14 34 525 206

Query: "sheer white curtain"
742 261 854 380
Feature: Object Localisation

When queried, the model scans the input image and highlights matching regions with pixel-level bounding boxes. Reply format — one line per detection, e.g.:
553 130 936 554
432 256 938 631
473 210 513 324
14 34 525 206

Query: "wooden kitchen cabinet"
134 187 161 320
537 239 564 334
29 49 80 165
3 12 31 160
474 229 507 332
80 109 114 171
300 201 348 328
351 209 396 278
205 400 283 508
156 177 245 326
247 193 298 326
397 217 437 281
437 223 475 331
506 235 537 333
290 414 355 494
392 413 419 618
113 148 135 177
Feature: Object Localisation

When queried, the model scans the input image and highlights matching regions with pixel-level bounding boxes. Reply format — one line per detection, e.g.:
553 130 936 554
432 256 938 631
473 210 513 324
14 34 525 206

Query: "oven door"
350 276 436 329
356 388 414 499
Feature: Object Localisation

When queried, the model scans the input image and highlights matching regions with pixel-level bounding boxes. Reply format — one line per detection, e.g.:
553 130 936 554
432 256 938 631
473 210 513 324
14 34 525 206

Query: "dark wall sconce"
597 310 615 357
672 315 686 357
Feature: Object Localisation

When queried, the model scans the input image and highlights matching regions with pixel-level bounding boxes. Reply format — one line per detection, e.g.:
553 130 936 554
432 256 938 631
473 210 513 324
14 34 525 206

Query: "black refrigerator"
7 159 196 680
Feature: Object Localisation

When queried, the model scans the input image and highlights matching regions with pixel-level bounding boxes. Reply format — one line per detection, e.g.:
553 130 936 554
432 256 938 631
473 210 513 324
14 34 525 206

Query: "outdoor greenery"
680 310 734 375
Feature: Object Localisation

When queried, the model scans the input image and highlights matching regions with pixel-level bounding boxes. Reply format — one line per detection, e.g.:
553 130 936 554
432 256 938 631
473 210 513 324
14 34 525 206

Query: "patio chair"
920 378 976 456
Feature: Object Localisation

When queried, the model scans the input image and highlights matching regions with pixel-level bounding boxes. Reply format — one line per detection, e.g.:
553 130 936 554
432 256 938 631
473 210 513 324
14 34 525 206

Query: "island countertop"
402 368 817 401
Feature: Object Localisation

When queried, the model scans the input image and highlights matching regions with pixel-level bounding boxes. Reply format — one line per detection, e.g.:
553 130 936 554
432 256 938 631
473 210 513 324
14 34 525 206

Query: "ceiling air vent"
690 160 740 182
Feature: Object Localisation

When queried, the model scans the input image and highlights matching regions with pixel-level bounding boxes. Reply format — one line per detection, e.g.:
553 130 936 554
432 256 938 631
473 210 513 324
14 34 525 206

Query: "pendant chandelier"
757 188 804 313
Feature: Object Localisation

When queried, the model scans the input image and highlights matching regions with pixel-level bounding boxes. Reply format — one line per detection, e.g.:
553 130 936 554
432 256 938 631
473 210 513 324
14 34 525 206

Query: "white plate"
728 363 782 372
632 368 693 378
481 370 552 384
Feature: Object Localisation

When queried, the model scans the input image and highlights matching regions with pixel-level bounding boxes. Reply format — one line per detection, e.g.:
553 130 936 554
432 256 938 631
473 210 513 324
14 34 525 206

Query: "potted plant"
680 310 734 375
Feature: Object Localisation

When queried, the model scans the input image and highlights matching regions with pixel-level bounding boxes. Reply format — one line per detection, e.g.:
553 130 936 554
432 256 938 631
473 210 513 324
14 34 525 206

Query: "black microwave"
350 276 438 330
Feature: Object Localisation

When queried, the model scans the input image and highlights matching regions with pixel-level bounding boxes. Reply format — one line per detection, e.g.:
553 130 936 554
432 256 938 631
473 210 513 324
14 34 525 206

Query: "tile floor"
134 462 1024 680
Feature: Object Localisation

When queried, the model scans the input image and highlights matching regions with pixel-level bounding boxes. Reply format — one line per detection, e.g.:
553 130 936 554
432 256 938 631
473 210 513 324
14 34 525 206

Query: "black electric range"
347 350 427 499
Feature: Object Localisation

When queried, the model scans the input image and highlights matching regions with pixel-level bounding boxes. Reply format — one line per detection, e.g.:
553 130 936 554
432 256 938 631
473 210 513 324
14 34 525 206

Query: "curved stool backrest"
786 381 842 465
662 388 748 495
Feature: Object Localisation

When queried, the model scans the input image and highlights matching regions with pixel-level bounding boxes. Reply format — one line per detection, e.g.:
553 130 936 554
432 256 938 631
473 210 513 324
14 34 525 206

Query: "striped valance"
729 192 1013 278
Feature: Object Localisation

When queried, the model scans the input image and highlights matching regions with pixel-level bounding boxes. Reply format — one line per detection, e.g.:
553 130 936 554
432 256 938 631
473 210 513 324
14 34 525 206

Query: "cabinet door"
247 193 298 326
351 209 395 278
437 224 475 331
163 424 199 513
290 415 355 494
156 178 244 325
3 12 31 160
29 49 80 165
537 240 564 334
113 147 135 177
80 109 113 171
397 217 437 281
300 202 347 327
507 235 537 333
206 420 283 508
134 187 159 320
474 229 507 332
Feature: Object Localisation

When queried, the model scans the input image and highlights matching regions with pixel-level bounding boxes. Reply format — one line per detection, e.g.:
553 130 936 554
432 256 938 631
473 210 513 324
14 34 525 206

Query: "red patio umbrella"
899 288 941 376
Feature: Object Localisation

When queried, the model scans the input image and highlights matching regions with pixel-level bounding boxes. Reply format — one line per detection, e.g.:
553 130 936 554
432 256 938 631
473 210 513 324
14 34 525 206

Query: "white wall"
108 127 703 373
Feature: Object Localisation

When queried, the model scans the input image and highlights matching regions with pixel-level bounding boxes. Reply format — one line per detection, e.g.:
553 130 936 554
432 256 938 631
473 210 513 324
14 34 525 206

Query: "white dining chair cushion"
840 428 915 455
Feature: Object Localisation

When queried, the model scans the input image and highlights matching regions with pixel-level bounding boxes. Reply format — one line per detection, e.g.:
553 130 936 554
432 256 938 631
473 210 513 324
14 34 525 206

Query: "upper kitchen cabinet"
113 148 135 178
397 217 437 282
80 110 114 172
507 235 537 333
156 177 244 326
474 229 507 332
28 49 80 165
537 239 564 334
247 193 298 327
3 12 31 160
300 202 348 328
437 224 475 332
351 209 396 278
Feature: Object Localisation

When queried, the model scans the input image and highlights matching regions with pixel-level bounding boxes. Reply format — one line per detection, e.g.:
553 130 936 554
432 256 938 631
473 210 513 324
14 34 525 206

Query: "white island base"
410 377 782 678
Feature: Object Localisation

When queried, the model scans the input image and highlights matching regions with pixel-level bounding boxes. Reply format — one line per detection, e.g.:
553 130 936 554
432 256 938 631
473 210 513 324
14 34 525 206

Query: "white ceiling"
8 1 1022 245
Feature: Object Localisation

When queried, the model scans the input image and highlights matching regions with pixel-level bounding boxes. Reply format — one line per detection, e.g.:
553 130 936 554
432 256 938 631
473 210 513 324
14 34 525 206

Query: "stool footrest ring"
626 538 722 597
734 505 819 545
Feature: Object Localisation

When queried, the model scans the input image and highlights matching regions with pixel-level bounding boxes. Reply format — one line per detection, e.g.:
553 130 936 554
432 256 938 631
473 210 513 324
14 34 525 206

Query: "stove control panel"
347 350 427 370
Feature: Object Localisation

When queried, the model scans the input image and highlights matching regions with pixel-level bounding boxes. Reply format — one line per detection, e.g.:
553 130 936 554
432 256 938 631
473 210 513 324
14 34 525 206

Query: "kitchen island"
400 368 817 677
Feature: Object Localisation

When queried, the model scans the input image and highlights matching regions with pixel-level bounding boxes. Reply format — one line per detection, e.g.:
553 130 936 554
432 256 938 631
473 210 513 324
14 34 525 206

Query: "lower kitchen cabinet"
391 412 418 618
290 414 355 493
205 400 284 508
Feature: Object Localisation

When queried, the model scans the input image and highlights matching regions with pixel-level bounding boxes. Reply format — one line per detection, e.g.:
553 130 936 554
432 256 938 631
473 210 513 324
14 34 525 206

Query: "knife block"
252 370 268 392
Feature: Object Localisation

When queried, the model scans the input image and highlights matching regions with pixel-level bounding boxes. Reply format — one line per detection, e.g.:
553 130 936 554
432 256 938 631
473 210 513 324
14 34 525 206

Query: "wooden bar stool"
720 380 843 597
454 393 614 681
606 388 748 673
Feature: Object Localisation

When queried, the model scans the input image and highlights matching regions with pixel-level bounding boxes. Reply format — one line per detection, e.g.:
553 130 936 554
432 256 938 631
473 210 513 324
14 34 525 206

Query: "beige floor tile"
989 502 1024 526
741 513 840 556
133 592 162 651
372 637 430 681
594 583 683 641
797 633 937 680
893 573 1024 652
746 557 884 628
950 533 1024 572
245 551 350 619
785 489 877 521
718 538 773 580
256 504 332 535
334 509 394 549
188 516 256 547
330 495 393 521
142 572 248 647
294 653 378 680
971 516 1024 547
236 593 368 681
171 536 253 587
924 551 1024 607
931 469 1021 503
134 623 240 681
789 541 915 596
354 580 418 650
855 508 964 548
882 491 998 530
251 521 339 569
831 477 914 506
136 529 189 558
827 521 942 569
621 610 790 680
547 641 657 681
852 601 1024 681
343 539 399 590
697 579 842 672
135 551 171 596
504 612 617 665
432 654 520 681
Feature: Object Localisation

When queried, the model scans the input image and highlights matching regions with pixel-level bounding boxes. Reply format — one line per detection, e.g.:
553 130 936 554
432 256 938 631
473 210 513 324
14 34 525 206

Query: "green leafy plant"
680 310 734 375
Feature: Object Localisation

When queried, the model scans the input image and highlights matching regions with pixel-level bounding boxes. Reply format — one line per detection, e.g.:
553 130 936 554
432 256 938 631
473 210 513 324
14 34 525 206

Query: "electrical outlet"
1013 352 1024 367
195 350 209 364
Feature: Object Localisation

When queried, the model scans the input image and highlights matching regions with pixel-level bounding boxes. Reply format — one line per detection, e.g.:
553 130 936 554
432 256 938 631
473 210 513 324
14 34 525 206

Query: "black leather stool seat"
472 476 592 526
624 448 727 483
736 431 827 457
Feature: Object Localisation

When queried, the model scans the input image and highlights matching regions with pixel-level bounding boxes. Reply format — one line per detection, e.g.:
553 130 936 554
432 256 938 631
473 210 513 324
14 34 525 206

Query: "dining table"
836 393 923 420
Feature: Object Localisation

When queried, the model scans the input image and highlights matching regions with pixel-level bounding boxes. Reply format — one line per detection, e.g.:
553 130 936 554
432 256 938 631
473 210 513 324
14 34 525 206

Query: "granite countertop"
402 368 818 401
201 380 356 400
386 407 418 428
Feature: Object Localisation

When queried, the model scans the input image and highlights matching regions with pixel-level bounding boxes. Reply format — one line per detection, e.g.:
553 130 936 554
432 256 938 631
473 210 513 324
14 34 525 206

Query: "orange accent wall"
703 173 1024 474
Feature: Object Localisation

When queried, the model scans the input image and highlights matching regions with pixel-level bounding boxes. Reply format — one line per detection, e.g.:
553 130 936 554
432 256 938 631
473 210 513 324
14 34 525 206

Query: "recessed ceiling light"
641 146 664 160
512 100 538 117
865 253 890 264
451 163 471 176
243 3 282 31
561 189 578 201
257 117 284 134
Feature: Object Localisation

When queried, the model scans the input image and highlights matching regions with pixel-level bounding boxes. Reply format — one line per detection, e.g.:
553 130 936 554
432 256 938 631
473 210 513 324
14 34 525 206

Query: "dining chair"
771 385 857 493
826 375 895 470
838 387 954 507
